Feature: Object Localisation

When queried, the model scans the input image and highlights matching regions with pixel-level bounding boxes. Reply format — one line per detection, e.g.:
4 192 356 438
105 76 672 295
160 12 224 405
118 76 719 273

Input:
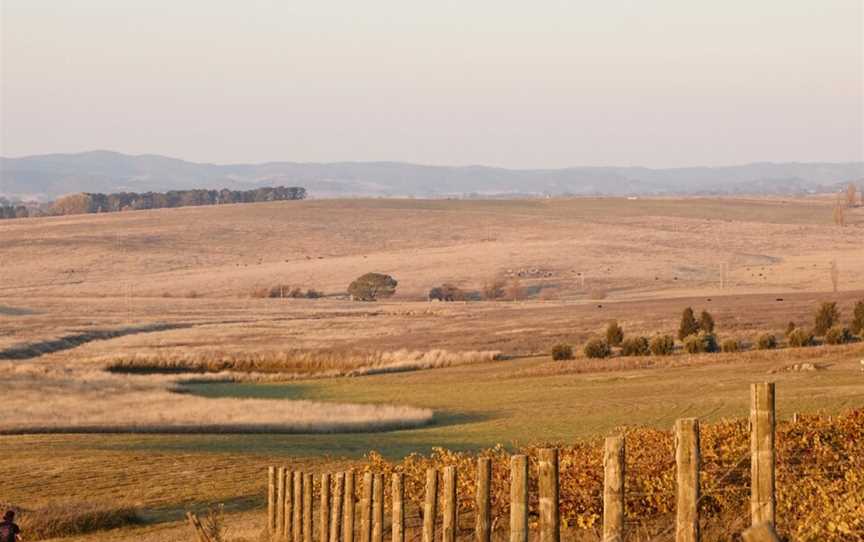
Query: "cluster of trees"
0 186 306 219
551 299 864 360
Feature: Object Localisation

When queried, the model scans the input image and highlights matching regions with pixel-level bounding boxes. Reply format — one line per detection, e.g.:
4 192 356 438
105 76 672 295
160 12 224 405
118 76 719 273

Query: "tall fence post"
330 473 344 542
284 470 294 540
675 418 701 542
750 382 776 527
360 472 374 542
277 468 288 538
539 449 560 542
422 468 438 542
372 474 384 542
344 471 355 542
294 472 304 542
603 436 625 542
475 458 491 542
510 455 528 542
304 473 314 542
442 466 457 542
392 473 405 542
269 467 278 536
320 474 331 542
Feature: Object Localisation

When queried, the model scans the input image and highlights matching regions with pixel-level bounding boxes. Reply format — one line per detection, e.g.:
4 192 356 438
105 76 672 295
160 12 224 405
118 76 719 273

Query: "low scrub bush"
252 285 323 299
550 343 574 361
852 300 864 335
756 334 778 350
583 338 611 359
683 332 719 354
824 326 853 345
788 328 816 348
814 301 840 335
620 336 650 356
721 339 741 353
678 307 700 340
605 320 624 346
649 335 675 356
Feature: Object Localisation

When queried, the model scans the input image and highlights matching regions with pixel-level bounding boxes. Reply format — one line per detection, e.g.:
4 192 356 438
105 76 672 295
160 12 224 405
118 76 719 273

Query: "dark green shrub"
683 332 719 354
620 336 650 356
583 338 611 359
757 334 778 350
649 335 675 356
678 307 700 340
348 273 398 301
551 343 574 361
824 326 853 345
814 301 839 335
699 310 715 333
852 300 864 335
606 321 624 347
788 328 816 348
721 339 740 353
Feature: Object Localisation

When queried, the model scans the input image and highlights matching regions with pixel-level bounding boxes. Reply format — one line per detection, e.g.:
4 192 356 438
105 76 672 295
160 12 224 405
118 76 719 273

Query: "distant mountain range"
1 150 862 201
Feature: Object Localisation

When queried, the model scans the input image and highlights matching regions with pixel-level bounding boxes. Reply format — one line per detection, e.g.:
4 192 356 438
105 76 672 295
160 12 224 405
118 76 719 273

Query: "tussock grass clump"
788 328 816 348
620 336 650 356
13 502 140 540
583 338 611 359
550 343 574 361
756 334 778 350
721 339 741 353
824 326 853 345
683 332 719 354
649 335 675 356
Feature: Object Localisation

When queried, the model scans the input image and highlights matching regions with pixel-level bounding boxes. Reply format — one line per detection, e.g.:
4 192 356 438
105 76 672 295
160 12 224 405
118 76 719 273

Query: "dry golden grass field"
1 197 863 541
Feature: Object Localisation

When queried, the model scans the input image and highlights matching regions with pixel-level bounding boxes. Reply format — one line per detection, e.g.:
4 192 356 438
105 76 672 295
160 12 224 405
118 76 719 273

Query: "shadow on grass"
0 322 194 360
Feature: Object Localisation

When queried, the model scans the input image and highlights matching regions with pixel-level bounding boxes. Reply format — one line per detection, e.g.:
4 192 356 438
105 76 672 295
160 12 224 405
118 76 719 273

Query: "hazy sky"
1 1 862 168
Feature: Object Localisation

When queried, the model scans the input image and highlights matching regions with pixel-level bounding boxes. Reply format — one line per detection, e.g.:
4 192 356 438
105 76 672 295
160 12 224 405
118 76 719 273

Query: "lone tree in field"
678 307 700 340
851 300 864 335
699 310 715 333
348 273 397 301
814 301 840 335
605 320 624 346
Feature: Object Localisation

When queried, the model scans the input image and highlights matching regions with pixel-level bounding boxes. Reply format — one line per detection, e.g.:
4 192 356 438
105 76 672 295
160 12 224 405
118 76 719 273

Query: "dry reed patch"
0 360 434 434
5 502 140 541
103 348 502 378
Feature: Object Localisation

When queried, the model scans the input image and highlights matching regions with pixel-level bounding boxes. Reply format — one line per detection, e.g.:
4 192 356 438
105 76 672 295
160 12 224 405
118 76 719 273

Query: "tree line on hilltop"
0 186 306 219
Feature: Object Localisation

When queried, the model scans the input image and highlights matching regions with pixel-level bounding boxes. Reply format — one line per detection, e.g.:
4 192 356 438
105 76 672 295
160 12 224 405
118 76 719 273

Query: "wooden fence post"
603 436 625 542
304 473 314 542
750 382 776 527
742 522 780 542
392 473 405 542
294 472 304 542
360 472 374 542
269 467 277 536
277 468 288 538
320 474 331 542
344 471 355 542
475 458 492 542
539 449 560 542
442 466 457 542
422 468 438 542
675 418 700 542
330 473 344 542
372 474 384 542
510 455 528 542
284 470 294 540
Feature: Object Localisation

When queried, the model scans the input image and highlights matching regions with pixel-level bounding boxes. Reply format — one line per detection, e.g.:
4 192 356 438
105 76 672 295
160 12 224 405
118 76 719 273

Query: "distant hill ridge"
1 150 862 201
